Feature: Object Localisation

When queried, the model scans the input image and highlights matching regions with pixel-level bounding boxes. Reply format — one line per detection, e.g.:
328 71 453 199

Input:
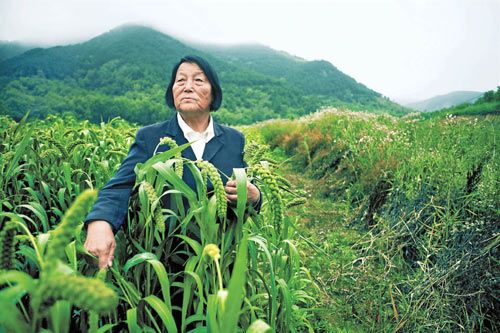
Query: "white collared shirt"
177 113 215 160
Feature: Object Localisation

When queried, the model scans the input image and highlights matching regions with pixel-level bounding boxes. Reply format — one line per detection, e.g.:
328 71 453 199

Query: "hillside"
192 43 378 102
246 108 499 331
0 24 408 125
406 90 483 111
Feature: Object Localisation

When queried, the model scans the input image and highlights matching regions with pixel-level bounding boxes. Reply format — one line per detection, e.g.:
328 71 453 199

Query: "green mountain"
0 24 408 125
406 91 484 111
191 43 377 102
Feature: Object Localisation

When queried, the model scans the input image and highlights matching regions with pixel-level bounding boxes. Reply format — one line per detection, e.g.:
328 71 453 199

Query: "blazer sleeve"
84 128 150 233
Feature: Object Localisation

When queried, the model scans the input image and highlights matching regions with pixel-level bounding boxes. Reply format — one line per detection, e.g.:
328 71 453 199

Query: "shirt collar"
177 112 214 143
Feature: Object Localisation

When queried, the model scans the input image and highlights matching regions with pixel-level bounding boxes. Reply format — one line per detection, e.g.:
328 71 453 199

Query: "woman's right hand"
84 220 116 269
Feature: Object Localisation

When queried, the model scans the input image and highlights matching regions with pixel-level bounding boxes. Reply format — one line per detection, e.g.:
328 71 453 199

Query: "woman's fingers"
225 181 238 202
98 248 110 269
225 181 261 204
107 242 116 268
84 220 116 269
87 240 114 269
247 182 261 205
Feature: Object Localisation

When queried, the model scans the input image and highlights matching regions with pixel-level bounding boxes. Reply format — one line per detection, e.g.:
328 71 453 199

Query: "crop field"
0 108 498 332
0 114 316 333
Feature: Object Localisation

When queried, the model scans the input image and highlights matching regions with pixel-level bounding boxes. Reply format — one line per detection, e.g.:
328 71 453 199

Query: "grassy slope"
243 107 499 332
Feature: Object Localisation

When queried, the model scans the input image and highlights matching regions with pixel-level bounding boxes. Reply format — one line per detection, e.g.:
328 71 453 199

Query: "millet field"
0 107 498 332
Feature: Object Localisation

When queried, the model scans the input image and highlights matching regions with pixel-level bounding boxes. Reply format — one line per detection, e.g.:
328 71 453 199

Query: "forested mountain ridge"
192 43 378 102
0 24 408 125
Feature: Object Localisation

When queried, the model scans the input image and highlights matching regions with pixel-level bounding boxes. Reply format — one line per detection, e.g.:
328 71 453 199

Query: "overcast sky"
1 0 499 102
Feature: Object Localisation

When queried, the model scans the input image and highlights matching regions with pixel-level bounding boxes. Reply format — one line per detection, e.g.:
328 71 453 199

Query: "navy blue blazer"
85 115 250 233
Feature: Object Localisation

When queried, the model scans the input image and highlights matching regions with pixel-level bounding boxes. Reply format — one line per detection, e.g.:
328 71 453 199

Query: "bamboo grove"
0 114 316 332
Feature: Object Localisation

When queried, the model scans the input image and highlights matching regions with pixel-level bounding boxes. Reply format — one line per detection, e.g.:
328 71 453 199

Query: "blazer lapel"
177 134 197 161
202 122 225 162
159 115 197 161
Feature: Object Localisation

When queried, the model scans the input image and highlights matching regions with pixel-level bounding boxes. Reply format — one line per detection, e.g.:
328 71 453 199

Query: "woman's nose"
184 79 194 91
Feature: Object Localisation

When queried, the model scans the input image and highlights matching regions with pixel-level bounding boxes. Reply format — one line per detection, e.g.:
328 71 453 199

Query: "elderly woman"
84 55 261 269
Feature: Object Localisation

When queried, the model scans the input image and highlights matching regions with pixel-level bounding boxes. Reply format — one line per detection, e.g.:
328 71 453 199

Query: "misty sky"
1 0 499 102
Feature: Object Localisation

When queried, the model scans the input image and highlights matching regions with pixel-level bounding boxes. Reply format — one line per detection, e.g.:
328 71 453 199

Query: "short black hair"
165 55 222 111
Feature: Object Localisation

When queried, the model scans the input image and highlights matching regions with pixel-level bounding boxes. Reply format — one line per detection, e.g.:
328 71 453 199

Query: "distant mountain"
0 24 408 125
0 41 39 61
406 91 484 111
421 88 500 119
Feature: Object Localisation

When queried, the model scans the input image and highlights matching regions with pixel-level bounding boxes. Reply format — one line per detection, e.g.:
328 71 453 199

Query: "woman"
84 55 261 269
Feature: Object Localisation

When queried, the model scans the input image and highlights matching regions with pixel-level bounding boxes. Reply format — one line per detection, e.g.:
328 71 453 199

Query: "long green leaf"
5 128 32 180
175 235 202 257
19 201 49 232
234 168 248 226
126 308 141 333
221 234 249 333
49 300 71 333
123 252 157 273
135 142 191 179
143 295 178 333
146 259 171 308
249 235 277 326
152 161 197 203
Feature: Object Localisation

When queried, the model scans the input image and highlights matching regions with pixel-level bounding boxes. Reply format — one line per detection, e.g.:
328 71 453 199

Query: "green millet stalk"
49 138 68 157
66 140 85 153
276 175 292 189
39 148 58 159
285 197 307 208
196 160 227 220
252 164 284 228
141 182 165 233
244 140 278 165
262 157 279 165
0 221 17 271
159 136 183 177
200 167 208 200
37 274 118 314
45 189 97 269
244 141 266 165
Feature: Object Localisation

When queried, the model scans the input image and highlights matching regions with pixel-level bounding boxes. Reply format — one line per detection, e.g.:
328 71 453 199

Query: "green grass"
244 107 499 332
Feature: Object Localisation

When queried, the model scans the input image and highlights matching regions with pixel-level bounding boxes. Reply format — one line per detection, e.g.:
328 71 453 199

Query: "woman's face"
172 62 213 113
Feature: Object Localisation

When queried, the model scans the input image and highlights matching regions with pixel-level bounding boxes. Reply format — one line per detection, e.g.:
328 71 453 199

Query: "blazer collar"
163 113 225 162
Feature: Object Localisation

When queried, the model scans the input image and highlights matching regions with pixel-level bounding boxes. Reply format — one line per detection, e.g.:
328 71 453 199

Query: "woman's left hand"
225 180 260 205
